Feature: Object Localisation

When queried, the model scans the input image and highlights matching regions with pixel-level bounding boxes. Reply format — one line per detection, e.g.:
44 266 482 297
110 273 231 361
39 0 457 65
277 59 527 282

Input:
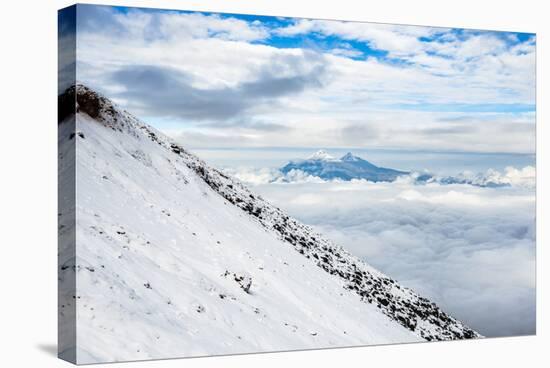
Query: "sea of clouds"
226 165 536 189
225 166 536 337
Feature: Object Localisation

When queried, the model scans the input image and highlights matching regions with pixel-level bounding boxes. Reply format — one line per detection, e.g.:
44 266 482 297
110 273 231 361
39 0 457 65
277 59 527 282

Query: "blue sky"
68 4 536 153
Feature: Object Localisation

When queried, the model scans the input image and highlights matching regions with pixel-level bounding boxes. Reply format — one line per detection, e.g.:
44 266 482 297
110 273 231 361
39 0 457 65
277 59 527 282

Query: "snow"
58 85 480 364
341 152 361 162
307 149 337 161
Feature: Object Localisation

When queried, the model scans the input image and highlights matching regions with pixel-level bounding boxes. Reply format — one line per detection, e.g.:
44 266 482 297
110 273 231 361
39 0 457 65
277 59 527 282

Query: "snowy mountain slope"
281 151 408 182
58 110 77 363
58 85 480 364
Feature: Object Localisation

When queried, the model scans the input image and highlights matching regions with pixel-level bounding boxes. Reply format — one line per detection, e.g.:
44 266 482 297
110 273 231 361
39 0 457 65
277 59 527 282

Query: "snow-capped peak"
341 152 362 162
307 150 337 161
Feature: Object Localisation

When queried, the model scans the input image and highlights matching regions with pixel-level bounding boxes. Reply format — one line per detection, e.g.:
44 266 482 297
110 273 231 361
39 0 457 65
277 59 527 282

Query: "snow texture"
58 85 480 364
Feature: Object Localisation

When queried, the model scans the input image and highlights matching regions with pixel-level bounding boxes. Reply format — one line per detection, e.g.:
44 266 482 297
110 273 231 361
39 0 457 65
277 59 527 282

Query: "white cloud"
454 34 507 59
495 165 536 188
103 9 270 42
275 20 536 105
172 108 535 153
223 167 327 185
155 12 270 42
328 44 364 58
226 164 536 189
275 20 439 57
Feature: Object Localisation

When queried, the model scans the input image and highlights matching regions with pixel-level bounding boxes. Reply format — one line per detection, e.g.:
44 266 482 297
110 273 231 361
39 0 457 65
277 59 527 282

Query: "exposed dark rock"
233 273 252 294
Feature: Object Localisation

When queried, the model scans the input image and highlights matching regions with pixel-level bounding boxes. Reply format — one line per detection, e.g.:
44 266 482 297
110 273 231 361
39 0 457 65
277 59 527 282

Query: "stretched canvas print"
58 3 536 364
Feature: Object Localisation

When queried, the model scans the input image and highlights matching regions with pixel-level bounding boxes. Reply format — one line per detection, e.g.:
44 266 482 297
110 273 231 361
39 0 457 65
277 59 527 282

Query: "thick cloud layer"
229 169 536 337
226 165 536 189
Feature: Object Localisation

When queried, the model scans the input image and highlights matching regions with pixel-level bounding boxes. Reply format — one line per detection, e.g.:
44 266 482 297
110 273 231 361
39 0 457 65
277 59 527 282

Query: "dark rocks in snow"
463 329 477 339
67 131 84 140
170 144 181 154
233 273 253 294
222 270 253 294
61 84 126 131
147 131 160 144
58 87 77 123
75 86 102 119
60 263 75 272
377 296 390 307
143 282 152 289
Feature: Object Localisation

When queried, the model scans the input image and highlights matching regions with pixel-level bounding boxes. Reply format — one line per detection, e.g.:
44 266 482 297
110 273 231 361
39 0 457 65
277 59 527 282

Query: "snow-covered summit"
58 85 480 364
340 152 362 162
307 149 337 161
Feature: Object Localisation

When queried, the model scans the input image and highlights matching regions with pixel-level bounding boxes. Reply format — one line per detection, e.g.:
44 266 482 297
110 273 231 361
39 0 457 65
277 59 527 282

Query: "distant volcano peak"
282 150 409 182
